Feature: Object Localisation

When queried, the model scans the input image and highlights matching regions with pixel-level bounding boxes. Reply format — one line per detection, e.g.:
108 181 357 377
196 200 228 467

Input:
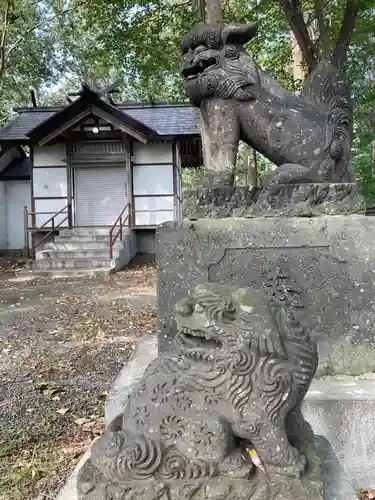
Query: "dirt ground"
0 263 156 500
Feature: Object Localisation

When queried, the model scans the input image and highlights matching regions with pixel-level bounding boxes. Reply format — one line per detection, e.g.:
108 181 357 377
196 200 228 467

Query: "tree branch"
314 0 330 60
6 1 88 61
0 0 12 79
205 0 222 23
278 0 318 73
196 0 205 21
331 0 359 68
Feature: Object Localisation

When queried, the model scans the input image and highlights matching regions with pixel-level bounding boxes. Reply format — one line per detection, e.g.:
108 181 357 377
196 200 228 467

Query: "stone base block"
76 443 323 500
156 215 375 373
183 183 365 219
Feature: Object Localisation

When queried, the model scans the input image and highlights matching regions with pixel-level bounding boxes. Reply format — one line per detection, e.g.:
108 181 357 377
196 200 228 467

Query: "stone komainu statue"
180 22 353 188
77 283 319 500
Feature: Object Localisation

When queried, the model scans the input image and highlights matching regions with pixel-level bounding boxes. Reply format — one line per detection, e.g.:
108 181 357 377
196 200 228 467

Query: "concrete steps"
19 268 113 278
33 258 115 269
27 227 135 276
59 228 110 236
37 250 116 260
55 234 111 242
42 240 123 250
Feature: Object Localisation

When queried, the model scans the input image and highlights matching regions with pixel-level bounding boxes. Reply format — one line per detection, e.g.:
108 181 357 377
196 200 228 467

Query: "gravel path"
0 264 156 500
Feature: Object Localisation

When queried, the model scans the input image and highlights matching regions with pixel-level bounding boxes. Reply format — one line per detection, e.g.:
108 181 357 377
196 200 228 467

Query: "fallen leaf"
61 444 86 458
56 407 70 415
36 382 49 391
357 489 375 500
42 387 63 397
74 417 91 426
31 468 40 480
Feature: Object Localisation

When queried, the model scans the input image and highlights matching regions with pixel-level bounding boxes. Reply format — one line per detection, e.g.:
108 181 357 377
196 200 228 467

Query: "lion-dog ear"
221 22 258 45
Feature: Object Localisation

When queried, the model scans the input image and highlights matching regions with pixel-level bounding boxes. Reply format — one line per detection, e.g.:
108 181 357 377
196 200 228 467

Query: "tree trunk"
278 0 317 73
205 0 222 24
290 31 305 86
196 0 205 22
331 0 359 68
247 148 258 190
0 0 12 80
198 0 223 184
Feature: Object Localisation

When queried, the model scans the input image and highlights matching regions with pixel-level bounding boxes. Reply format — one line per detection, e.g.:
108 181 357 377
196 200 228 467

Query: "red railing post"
68 203 73 229
23 206 29 259
109 230 113 259
108 202 131 259
32 233 36 260
29 205 70 259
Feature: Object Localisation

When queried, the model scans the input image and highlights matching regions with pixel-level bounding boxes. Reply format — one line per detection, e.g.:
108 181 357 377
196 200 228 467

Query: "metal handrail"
24 204 72 259
32 205 70 231
109 203 131 259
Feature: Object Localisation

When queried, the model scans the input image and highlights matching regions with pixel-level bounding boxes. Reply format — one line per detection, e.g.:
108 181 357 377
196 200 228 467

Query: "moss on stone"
316 338 375 378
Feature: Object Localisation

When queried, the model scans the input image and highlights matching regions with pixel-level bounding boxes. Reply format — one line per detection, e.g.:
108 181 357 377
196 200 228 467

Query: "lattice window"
71 141 130 164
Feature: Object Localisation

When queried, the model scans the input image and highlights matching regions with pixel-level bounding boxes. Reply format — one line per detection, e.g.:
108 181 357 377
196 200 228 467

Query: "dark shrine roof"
0 102 200 144
0 157 30 180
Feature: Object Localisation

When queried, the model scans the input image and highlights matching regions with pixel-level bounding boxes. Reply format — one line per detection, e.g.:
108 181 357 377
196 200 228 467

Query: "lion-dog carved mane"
180 22 353 188
77 282 318 500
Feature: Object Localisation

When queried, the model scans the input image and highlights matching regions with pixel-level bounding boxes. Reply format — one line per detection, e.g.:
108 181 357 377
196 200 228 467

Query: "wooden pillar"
66 142 73 228
30 146 35 228
130 140 135 227
172 141 177 220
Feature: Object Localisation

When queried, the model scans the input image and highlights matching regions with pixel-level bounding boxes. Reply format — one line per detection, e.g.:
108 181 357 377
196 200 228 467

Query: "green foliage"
345 44 375 205
0 1 84 121
0 0 374 203
181 167 202 193
75 0 197 103
353 132 374 206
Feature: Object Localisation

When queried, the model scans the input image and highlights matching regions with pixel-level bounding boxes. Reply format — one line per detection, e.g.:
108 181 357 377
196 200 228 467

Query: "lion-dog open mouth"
182 56 218 80
178 325 223 349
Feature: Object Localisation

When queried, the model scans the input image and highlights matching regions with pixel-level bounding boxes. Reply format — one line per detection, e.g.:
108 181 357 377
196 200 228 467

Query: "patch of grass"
0 429 90 500
0 430 58 500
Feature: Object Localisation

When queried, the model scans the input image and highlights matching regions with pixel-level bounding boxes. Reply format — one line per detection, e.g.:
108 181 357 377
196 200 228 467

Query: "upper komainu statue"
77 283 323 500
180 22 353 188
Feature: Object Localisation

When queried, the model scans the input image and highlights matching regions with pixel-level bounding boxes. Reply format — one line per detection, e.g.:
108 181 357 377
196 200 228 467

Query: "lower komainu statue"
77 283 323 500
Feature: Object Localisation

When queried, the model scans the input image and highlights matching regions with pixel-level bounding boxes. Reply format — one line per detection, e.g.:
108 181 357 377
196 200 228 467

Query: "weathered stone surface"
305 397 375 490
183 183 365 219
77 448 323 500
156 216 375 374
105 335 158 425
77 283 322 500
180 23 353 188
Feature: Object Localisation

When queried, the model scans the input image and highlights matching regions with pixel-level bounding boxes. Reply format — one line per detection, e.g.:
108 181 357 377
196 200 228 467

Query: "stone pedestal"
156 215 375 376
183 183 365 219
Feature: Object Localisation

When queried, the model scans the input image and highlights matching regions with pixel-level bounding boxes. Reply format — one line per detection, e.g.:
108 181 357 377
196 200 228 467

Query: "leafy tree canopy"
0 0 374 201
